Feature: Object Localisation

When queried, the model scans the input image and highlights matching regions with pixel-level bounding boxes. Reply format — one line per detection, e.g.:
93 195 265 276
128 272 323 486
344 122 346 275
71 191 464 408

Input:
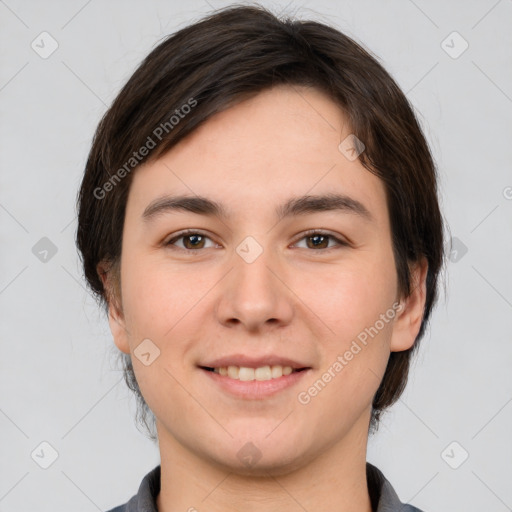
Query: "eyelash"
164 229 349 252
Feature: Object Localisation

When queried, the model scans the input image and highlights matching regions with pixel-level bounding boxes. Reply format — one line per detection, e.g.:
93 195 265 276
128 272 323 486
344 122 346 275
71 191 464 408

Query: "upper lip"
199 354 311 369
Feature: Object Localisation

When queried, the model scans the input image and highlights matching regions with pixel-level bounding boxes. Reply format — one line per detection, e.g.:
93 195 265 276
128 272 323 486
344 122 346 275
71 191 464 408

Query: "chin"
216 452 309 478
205 437 312 478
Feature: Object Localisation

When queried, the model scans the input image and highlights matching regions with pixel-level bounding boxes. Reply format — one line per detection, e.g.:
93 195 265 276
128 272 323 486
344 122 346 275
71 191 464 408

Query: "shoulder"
367 463 427 512
105 505 129 512
104 465 161 512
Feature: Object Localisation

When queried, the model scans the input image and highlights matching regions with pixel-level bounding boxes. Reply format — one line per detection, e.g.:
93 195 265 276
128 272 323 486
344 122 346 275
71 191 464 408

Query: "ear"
97 261 130 355
390 257 428 352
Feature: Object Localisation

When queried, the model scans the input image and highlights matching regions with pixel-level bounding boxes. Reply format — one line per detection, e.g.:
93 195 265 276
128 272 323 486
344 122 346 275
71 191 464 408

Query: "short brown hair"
76 4 444 439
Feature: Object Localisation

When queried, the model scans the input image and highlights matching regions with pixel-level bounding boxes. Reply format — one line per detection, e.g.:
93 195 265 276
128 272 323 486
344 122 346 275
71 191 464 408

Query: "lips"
200 362 312 399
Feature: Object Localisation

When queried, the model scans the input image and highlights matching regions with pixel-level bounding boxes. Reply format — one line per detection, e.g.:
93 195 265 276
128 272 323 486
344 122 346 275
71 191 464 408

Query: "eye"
165 230 217 250
292 230 348 250
164 229 348 252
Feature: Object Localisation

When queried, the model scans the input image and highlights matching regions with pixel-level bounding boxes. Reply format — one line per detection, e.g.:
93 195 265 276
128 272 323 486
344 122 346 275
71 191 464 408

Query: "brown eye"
306 234 330 249
166 231 215 250
294 231 347 250
182 234 206 249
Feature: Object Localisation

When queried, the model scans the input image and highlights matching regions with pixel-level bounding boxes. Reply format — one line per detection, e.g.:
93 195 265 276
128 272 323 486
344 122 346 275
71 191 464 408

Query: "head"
76 5 444 467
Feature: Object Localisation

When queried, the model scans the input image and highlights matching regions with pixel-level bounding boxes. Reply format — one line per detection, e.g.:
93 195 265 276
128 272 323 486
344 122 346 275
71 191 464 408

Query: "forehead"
126 85 388 225
170 85 350 170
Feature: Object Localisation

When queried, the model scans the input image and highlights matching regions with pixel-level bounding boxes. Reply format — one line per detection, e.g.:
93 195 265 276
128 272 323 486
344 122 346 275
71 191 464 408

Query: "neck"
155 414 373 512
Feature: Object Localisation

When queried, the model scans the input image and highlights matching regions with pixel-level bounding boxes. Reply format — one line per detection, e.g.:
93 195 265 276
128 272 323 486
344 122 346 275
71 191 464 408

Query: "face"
104 85 426 475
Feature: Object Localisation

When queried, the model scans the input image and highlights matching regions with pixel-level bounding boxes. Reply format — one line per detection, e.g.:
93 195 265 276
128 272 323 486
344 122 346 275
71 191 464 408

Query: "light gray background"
1 0 511 511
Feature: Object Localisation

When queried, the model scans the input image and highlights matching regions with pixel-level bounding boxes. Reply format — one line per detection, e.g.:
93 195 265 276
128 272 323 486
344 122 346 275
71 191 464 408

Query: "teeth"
255 366 272 381
212 365 296 381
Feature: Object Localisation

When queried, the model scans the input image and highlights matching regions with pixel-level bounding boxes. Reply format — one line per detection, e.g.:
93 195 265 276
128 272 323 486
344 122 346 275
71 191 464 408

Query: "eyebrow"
142 193 373 223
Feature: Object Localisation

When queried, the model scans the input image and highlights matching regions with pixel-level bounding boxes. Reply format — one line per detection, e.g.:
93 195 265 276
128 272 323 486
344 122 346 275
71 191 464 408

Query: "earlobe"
389 258 428 352
107 306 131 354
97 261 130 355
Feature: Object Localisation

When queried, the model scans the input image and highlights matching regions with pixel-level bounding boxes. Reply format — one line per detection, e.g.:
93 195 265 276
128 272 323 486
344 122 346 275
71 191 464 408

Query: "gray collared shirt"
106 463 425 512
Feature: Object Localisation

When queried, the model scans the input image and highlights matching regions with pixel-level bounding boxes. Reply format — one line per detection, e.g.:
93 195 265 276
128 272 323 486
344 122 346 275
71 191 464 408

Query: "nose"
215 242 294 332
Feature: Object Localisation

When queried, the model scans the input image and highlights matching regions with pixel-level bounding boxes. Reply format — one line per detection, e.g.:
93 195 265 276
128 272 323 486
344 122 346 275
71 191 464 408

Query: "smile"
201 365 306 381
199 365 311 399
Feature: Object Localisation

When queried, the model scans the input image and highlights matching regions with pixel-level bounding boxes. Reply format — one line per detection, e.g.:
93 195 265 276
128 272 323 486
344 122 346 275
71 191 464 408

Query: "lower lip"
200 368 311 399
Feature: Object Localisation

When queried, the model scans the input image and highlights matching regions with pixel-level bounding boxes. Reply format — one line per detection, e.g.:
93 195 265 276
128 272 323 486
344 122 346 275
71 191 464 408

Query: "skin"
101 85 427 512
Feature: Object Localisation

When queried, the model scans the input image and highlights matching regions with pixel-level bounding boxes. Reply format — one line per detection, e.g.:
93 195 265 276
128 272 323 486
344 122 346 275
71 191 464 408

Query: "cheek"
292 249 397 413
295 294 396 433
118 255 201 416
120 252 217 344
297 255 397 342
